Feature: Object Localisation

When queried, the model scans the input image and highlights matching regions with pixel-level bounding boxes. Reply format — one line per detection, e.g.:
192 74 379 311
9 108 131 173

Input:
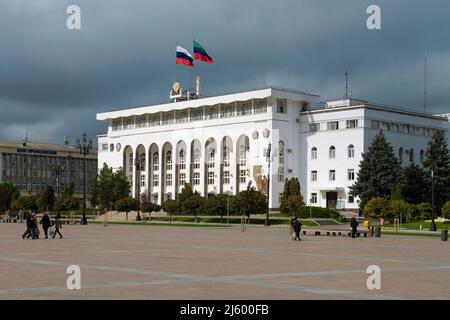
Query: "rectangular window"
310 123 320 132
166 173 172 186
346 119 358 129
237 101 251 116
193 172 200 185
112 118 122 131
176 110 189 123
348 195 355 204
101 144 108 151
348 169 355 181
162 111 175 125
254 99 267 114
179 173 186 186
329 170 336 181
223 171 230 185
123 117 134 129
205 105 219 120
140 174 146 187
311 193 318 204
149 113 161 127
277 99 287 113
190 107 203 122
207 171 215 185
327 121 339 131
311 171 317 182
136 115 147 128
371 120 380 130
220 103 234 118
278 167 284 182
239 169 247 183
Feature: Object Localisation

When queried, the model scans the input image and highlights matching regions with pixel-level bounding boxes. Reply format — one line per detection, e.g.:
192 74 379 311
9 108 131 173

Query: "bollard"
441 230 448 242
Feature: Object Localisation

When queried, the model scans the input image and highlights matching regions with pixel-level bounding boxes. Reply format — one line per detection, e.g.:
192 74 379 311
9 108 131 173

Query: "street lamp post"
76 133 92 225
48 160 65 213
134 154 145 222
430 170 437 231
264 143 272 226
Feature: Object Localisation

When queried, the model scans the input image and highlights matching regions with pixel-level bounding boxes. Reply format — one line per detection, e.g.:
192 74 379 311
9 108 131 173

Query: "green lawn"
145 216 319 226
382 221 449 231
90 220 231 228
382 231 442 238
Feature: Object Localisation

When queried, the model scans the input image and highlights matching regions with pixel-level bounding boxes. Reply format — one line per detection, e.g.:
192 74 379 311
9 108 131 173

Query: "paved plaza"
0 223 449 300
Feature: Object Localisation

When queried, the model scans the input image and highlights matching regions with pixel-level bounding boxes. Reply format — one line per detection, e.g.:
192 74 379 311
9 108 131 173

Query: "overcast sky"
0 0 449 144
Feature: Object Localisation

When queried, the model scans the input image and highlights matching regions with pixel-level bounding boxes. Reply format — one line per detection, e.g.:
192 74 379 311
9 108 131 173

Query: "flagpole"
175 42 179 82
193 37 197 94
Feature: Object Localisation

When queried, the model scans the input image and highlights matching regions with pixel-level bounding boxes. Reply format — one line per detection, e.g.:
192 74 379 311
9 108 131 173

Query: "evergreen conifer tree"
350 131 402 209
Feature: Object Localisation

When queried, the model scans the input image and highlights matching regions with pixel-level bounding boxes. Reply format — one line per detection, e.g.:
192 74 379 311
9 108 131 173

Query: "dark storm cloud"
0 0 449 143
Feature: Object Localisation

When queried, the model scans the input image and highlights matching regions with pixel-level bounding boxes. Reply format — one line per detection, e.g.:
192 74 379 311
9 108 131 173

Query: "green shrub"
114 197 137 212
142 202 161 213
441 201 450 219
292 206 341 220
363 197 392 219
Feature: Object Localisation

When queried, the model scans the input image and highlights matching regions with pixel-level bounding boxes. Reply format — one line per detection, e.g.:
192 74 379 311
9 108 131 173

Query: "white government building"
96 83 449 211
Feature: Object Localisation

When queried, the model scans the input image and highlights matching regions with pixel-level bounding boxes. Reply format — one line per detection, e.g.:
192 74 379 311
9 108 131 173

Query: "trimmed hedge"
291 207 341 220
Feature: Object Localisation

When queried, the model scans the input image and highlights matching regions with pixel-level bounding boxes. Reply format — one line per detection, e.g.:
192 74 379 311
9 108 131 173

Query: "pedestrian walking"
22 213 32 239
293 217 302 241
52 214 63 239
351 216 359 238
289 216 296 238
40 212 51 239
30 213 40 239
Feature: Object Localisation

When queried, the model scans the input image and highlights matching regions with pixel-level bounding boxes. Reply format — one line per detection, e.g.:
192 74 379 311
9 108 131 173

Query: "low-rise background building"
0 138 97 199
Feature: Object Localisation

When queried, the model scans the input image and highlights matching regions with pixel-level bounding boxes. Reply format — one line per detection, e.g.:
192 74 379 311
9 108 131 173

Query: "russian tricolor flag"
176 46 194 67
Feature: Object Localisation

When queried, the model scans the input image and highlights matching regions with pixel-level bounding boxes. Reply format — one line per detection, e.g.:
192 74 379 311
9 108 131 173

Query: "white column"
216 137 223 195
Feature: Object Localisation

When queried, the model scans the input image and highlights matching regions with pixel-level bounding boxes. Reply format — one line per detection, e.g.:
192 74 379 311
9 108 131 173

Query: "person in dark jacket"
350 216 359 238
40 212 51 239
52 214 63 239
30 213 39 239
293 217 302 241
22 213 32 239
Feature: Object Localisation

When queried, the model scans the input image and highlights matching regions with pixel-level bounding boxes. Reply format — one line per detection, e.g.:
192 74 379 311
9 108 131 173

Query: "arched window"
194 149 201 169
223 147 230 167
409 148 414 163
278 141 285 182
166 151 172 170
179 149 186 170
348 145 355 158
128 153 133 180
239 146 247 166
208 149 215 168
329 146 336 159
152 152 159 171
399 148 403 163
311 147 317 160
420 150 424 163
